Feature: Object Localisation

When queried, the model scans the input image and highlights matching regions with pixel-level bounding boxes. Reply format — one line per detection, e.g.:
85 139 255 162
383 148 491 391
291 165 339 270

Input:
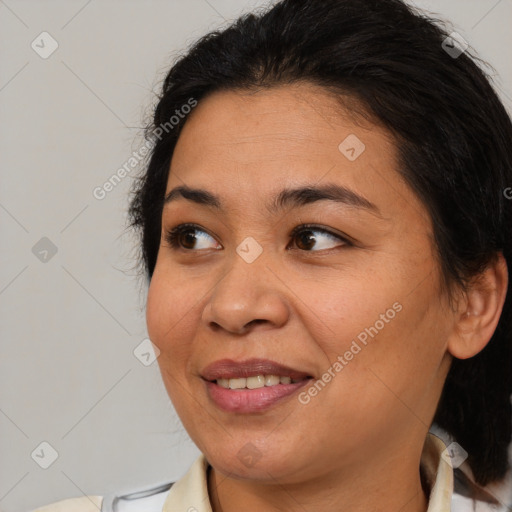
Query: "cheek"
293 272 401 353
146 273 169 344
146 266 199 359
301 262 446 392
146 269 200 413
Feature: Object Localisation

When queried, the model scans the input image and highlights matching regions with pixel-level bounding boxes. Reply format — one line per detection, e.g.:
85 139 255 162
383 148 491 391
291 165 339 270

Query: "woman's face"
147 83 454 483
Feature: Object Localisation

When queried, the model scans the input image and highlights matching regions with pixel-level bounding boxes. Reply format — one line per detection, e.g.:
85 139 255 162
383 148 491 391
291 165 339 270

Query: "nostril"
247 319 266 327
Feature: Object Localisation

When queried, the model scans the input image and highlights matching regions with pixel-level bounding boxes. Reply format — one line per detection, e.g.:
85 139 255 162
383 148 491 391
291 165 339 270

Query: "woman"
35 0 512 510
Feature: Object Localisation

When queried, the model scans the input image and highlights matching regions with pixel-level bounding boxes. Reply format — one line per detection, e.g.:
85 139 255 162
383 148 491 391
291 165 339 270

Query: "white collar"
162 432 453 512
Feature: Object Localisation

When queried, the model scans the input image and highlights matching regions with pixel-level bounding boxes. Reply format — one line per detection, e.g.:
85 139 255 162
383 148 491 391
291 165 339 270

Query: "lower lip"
205 380 310 413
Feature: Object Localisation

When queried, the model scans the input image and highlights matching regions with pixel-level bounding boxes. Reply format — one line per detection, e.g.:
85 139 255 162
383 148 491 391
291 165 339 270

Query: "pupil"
298 231 315 250
183 230 196 249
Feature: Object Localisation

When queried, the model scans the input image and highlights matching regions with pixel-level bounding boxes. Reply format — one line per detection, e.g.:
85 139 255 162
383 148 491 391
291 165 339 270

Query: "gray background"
1 1 511 511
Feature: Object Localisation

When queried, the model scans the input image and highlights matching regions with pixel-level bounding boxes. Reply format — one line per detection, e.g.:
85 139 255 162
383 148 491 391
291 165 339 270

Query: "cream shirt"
32 433 508 512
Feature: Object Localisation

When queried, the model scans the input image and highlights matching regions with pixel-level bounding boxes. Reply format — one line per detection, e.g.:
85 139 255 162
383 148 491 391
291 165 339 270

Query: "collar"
162 432 453 512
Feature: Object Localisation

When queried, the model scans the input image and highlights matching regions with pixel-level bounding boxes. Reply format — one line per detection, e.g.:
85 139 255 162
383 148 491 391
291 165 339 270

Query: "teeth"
217 378 229 388
246 375 265 389
228 378 246 390
265 375 280 386
216 374 302 389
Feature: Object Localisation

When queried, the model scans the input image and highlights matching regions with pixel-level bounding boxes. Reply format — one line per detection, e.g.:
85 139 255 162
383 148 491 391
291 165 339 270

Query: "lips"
201 358 313 413
201 358 312 381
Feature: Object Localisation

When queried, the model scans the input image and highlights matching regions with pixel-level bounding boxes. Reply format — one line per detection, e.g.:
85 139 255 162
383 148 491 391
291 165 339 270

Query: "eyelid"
288 223 354 247
163 222 354 252
164 222 220 251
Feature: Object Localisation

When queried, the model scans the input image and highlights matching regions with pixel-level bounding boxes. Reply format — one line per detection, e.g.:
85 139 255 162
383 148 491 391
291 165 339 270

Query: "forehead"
166 84 426 225
173 84 389 165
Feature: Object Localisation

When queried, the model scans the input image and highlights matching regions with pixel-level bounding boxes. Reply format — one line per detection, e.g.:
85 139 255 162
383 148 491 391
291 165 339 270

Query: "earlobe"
447 252 508 360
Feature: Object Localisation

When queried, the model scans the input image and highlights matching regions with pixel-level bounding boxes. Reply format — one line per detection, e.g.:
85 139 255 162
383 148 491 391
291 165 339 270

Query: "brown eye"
164 223 349 253
178 228 198 250
289 225 349 252
165 224 220 251
295 230 316 250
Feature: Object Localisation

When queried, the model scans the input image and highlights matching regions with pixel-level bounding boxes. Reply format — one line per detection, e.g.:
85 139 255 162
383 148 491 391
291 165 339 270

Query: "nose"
201 254 290 335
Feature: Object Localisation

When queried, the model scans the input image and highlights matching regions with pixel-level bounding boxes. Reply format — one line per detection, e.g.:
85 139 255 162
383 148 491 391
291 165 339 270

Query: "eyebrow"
164 183 382 217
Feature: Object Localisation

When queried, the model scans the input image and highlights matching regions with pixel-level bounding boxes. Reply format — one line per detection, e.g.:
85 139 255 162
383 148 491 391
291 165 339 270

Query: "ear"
448 252 508 360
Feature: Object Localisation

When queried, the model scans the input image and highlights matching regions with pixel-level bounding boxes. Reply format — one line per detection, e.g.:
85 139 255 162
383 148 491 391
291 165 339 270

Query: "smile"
216 375 305 389
201 358 313 412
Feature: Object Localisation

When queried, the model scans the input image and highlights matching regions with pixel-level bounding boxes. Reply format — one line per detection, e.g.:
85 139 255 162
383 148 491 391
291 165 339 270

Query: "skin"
146 82 508 512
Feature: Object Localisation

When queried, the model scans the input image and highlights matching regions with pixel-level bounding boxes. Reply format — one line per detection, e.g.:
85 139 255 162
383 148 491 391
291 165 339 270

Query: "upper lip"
201 358 312 381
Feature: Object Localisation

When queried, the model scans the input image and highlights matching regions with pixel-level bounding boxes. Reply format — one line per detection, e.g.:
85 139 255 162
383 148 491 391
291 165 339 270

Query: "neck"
207 451 429 512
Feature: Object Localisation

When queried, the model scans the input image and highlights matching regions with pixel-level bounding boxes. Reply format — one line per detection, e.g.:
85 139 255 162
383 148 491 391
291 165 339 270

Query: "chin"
203 440 309 482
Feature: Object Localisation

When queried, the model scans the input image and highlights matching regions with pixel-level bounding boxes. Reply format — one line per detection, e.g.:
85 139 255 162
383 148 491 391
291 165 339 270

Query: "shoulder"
429 424 512 512
31 496 103 512
31 480 174 512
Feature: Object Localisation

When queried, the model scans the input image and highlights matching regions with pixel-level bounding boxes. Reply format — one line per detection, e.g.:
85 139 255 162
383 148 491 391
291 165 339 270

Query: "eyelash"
164 223 352 253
